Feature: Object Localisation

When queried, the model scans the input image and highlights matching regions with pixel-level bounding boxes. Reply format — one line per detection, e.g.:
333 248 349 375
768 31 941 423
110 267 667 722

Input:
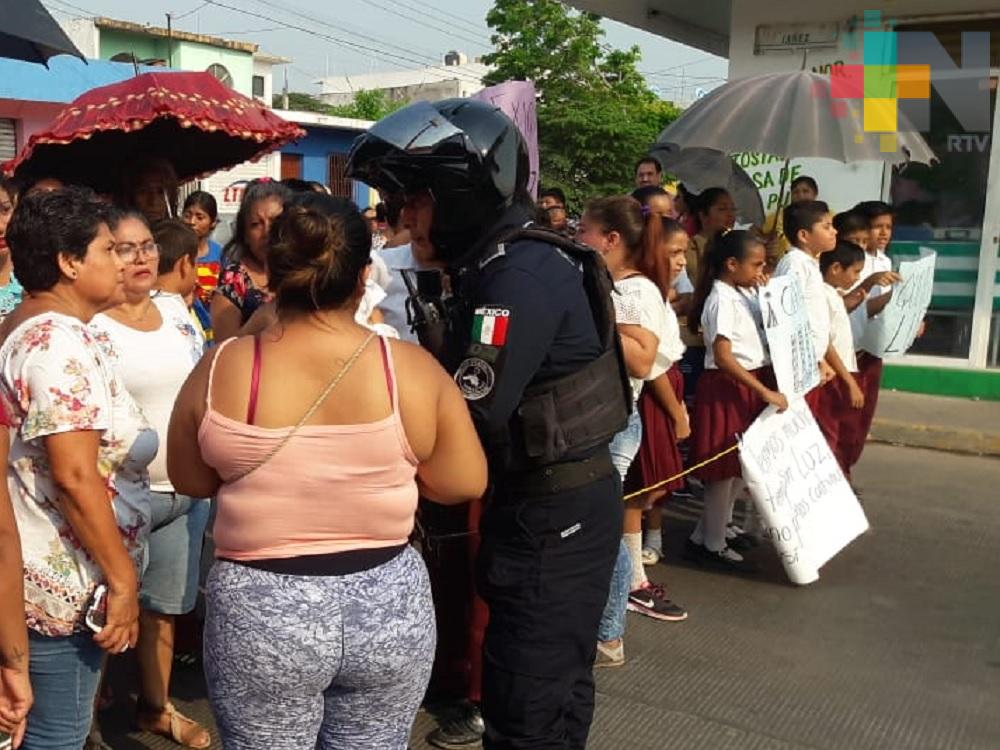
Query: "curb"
869 418 1000 458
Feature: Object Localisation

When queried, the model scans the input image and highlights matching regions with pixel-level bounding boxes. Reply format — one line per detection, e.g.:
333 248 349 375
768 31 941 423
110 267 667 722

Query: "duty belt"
502 449 615 497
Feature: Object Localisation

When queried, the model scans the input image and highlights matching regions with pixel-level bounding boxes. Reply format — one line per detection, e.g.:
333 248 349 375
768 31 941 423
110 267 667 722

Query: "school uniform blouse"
613 274 668 401
701 280 769 371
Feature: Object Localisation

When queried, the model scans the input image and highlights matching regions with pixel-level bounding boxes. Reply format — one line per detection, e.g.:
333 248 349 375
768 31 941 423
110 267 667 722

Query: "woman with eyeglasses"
0 188 157 750
90 210 210 748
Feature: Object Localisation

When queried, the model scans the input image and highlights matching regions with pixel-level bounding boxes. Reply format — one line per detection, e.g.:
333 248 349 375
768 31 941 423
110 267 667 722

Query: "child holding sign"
840 202 902 479
817 241 867 473
685 230 788 572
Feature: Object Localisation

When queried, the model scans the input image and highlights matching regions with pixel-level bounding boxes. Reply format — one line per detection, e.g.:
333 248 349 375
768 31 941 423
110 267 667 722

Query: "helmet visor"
365 100 464 154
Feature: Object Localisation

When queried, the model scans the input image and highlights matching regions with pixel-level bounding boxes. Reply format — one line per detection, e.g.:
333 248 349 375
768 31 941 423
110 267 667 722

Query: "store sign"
860 251 937 357
760 275 820 399
739 400 869 585
755 23 840 53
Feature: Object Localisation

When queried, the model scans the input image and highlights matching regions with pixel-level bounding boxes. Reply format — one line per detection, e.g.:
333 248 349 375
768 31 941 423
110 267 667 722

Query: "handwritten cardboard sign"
739 399 869 585
860 251 936 358
760 275 820 399
472 80 539 198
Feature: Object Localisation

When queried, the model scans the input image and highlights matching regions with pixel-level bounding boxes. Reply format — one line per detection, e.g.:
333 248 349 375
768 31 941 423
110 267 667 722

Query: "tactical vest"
495 226 632 468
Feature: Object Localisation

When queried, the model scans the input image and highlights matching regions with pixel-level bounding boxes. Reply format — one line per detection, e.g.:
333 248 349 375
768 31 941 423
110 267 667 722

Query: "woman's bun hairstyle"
268 192 371 312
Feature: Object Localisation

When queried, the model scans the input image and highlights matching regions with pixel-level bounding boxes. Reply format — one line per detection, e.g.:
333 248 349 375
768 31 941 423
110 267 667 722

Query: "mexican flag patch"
472 306 511 346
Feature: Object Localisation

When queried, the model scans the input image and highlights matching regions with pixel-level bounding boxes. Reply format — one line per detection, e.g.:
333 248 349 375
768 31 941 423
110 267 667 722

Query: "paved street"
98 443 1000 749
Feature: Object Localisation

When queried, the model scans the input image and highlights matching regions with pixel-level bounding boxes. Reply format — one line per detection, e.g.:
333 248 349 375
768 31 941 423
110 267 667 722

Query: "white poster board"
759 276 820 399
739 400 869 585
860 252 937 358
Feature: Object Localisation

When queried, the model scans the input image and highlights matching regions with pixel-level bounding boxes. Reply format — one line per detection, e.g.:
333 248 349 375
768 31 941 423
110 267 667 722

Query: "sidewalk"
870 389 1000 457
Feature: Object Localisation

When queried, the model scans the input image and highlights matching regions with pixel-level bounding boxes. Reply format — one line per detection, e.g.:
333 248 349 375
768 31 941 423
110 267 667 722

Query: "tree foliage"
483 0 682 208
274 90 408 121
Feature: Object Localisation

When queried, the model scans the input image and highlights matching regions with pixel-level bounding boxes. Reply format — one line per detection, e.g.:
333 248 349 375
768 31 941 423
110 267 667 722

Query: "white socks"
699 478 737 552
643 528 662 555
623 532 647 590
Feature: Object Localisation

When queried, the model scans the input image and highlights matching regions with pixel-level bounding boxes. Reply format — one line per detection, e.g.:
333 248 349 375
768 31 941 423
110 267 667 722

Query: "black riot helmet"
346 98 530 262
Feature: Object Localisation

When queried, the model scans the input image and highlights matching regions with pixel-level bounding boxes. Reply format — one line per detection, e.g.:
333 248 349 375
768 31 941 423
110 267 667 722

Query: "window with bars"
328 153 353 198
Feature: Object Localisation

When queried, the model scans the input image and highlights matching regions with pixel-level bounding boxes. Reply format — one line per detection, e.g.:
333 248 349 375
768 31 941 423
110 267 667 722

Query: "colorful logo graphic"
827 9 990 152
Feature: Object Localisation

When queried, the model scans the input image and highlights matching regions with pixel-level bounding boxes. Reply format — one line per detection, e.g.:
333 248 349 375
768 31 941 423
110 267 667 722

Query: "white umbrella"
656 71 935 165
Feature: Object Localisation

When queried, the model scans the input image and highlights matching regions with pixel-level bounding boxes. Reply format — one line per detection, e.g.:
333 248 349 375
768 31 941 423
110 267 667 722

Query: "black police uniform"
449 206 623 750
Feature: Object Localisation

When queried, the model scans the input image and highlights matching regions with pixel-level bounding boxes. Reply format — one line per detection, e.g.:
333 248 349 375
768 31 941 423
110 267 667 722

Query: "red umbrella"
3 70 305 193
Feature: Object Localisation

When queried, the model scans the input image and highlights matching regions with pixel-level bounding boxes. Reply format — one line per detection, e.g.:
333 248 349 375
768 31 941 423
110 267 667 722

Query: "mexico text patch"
472 306 511 346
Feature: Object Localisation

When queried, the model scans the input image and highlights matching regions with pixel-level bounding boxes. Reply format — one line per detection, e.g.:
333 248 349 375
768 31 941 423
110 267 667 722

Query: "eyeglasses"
115 240 160 262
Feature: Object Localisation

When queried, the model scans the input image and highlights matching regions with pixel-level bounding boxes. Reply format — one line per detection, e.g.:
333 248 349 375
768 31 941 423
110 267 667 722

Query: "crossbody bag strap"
227 331 378 484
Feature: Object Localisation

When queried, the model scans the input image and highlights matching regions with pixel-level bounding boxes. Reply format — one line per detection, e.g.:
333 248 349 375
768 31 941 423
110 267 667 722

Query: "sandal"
136 701 211 749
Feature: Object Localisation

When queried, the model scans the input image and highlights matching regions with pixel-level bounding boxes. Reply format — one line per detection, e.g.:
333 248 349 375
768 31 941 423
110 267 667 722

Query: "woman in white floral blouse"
0 187 157 750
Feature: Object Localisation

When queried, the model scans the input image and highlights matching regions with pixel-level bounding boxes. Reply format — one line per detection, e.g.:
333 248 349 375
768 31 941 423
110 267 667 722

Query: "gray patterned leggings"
204 546 436 750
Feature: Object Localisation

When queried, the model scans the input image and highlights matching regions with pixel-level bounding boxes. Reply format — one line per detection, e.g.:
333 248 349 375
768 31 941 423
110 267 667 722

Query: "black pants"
477 473 622 749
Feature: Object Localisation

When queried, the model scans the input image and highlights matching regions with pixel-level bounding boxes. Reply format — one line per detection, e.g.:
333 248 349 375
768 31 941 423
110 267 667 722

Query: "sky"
42 0 729 104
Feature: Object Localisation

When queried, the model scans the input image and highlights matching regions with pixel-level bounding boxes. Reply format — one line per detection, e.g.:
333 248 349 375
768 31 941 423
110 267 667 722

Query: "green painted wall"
99 29 169 64
882 364 1000 401
98 31 253 97
175 44 253 96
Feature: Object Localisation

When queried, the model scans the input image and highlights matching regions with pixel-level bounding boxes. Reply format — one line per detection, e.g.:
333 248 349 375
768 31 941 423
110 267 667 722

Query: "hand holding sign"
739 399 869 585
860 252 936 358
760 276 820 400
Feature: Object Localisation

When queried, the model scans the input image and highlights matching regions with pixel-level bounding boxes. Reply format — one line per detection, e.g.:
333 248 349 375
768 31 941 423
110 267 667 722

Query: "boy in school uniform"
817 241 867 475
838 202 902 478
152 219 209 347
773 201 843 408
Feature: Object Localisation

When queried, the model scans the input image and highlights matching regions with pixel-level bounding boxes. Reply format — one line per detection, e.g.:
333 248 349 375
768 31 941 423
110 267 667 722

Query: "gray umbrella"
656 71 935 165
648 144 765 226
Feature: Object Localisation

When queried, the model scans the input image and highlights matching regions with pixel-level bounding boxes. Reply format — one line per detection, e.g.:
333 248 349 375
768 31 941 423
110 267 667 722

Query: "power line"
172 1 210 21
385 0 493 44
203 0 487 86
398 0 489 37
44 0 96 17
356 0 491 50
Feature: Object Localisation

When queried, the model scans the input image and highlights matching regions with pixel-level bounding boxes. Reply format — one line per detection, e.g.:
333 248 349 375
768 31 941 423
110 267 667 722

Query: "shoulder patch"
455 357 495 401
472 306 511 346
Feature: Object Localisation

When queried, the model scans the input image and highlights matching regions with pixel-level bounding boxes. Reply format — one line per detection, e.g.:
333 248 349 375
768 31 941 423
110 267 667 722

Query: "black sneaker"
427 702 485 749
685 539 759 573
726 524 757 553
627 583 688 621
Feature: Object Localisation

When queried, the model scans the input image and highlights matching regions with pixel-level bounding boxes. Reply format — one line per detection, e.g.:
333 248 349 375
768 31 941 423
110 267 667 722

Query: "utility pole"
282 68 289 110
166 13 173 68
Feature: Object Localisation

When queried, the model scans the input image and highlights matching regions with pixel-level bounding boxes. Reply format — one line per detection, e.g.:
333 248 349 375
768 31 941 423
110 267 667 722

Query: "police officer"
348 99 628 750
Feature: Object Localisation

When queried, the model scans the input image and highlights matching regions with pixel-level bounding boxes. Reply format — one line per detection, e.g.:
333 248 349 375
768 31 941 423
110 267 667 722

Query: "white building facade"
571 1 1000 398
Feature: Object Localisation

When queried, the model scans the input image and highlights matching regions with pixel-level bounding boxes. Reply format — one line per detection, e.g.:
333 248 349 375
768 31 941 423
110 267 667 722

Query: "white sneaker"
641 546 661 566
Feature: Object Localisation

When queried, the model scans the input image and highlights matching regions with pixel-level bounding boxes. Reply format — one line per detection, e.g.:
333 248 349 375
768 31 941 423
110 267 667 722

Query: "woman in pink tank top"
168 192 487 750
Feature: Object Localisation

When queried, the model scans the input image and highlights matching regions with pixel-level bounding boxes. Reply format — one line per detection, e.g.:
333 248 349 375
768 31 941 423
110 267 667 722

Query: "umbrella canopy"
656 71 935 165
649 144 765 226
3 71 305 193
0 0 85 66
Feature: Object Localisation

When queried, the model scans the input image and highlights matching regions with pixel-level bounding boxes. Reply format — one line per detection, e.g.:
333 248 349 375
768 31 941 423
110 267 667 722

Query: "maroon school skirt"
690 367 774 481
624 365 685 496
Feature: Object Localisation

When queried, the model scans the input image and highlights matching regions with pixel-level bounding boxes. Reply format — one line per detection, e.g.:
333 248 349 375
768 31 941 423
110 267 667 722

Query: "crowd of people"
0 100 905 750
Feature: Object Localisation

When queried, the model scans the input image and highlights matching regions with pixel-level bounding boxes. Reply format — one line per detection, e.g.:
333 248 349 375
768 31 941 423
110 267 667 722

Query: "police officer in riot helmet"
348 99 629 750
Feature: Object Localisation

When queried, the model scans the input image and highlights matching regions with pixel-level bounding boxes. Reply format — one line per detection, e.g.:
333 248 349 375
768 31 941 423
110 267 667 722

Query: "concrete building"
268 110 373 208
0 56 163 164
57 16 299 224
317 51 488 106
570 1 1000 398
